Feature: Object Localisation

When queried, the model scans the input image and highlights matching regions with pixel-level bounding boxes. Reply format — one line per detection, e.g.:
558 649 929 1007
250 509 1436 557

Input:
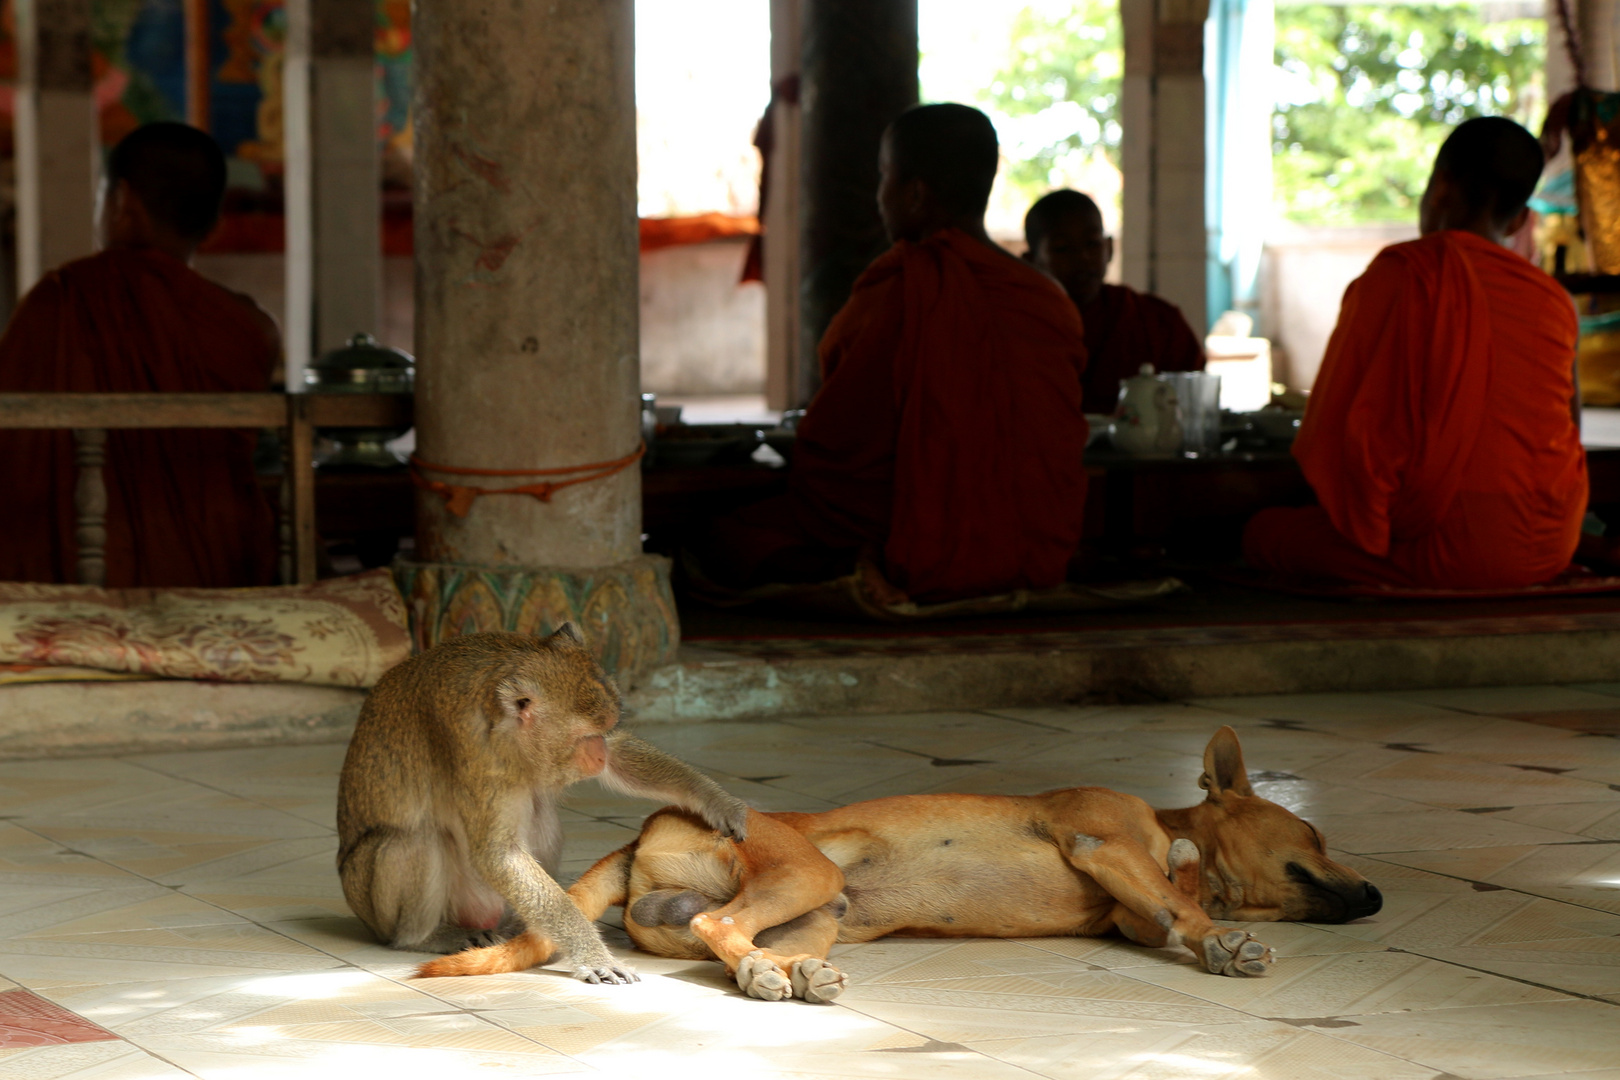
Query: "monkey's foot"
1201 930 1274 977
790 957 846 1004
735 950 792 1001
574 961 639 985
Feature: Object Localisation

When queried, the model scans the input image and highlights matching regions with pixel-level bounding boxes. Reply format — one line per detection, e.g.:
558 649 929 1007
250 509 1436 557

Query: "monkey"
335 625 749 985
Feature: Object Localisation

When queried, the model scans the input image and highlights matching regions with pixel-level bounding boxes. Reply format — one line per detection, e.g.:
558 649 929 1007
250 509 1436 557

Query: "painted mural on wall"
0 0 412 232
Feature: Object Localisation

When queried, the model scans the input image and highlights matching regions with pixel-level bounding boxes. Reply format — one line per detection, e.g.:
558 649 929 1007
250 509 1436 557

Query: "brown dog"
418 727 1381 1002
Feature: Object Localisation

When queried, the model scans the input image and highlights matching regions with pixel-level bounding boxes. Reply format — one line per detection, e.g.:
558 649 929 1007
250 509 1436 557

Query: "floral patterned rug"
0 570 410 687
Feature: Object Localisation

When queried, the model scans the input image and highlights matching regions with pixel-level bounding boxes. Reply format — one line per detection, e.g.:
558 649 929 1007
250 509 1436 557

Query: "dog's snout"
1327 879 1383 922
1290 863 1383 922
1351 881 1383 919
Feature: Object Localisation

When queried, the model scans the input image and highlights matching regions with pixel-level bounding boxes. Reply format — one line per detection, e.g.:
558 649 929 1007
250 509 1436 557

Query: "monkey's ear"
512 696 537 729
549 621 585 647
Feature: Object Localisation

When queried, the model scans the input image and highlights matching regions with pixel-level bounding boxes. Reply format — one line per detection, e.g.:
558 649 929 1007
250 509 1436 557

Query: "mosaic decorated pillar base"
392 554 678 686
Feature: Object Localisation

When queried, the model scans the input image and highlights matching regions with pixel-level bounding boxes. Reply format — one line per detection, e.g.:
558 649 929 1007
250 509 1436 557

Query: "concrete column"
284 0 381 386
398 0 675 681
184 0 210 129
797 0 917 405
1582 0 1619 90
14 0 96 293
1120 0 1208 333
763 0 803 412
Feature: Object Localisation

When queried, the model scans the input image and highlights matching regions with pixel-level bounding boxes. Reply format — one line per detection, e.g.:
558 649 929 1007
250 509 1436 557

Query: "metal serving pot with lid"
302 332 415 468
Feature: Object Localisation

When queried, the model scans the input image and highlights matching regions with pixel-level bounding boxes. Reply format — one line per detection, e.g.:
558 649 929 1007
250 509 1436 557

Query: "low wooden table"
1084 447 1311 555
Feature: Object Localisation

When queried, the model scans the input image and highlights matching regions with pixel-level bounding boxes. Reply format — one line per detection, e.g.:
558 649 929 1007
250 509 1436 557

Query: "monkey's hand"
574 959 640 985
702 793 751 842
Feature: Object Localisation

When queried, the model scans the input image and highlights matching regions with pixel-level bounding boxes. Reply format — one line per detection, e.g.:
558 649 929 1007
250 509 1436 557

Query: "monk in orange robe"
1244 117 1584 589
1025 189 1205 414
0 123 280 587
708 104 1090 601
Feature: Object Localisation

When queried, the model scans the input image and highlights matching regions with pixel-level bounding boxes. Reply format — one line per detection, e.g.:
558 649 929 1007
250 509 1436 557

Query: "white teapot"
1110 363 1182 455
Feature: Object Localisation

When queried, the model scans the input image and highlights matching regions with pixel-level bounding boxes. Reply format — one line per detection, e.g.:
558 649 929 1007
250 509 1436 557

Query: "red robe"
1244 230 1585 589
0 249 279 587
716 229 1090 601
1079 284 1205 414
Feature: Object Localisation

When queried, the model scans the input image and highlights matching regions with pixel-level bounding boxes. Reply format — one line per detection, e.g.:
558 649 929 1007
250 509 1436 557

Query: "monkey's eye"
514 697 531 712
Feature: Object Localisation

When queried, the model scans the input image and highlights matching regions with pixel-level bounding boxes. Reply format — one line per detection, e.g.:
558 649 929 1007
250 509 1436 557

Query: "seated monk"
1244 117 1584 590
0 122 279 587
1024 189 1204 414
706 104 1090 601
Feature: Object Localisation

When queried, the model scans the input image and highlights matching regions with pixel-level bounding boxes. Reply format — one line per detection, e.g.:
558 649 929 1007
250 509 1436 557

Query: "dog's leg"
686 814 847 1003
751 907 847 1004
1066 834 1273 977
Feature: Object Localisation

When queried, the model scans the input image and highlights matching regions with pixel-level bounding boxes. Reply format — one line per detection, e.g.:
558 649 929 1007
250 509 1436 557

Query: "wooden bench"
0 392 413 585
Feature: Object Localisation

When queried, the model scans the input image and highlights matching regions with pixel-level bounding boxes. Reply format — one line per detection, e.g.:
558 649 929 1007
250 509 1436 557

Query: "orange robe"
716 228 1090 601
1244 230 1585 589
1080 284 1204 414
0 249 279 587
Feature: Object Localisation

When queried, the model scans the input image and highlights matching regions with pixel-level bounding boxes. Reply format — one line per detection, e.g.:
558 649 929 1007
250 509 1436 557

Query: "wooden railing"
0 392 414 586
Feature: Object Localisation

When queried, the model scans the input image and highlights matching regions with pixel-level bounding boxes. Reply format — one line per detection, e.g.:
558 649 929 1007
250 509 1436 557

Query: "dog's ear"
1198 726 1254 798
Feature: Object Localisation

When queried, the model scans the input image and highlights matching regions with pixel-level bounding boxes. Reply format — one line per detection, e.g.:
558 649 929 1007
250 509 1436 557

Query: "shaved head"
1024 190 1104 255
884 104 1000 217
1428 117 1544 232
106 122 228 242
1023 189 1112 308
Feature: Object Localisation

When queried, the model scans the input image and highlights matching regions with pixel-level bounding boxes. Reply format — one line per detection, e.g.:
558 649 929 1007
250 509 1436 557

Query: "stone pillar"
1550 0 1619 95
284 0 382 385
398 0 676 682
763 0 804 412
1120 0 1208 332
797 0 918 405
183 0 210 129
14 0 96 293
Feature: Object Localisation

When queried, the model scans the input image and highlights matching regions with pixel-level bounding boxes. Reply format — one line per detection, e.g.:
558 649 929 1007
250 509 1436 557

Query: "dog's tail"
569 841 637 921
413 843 637 980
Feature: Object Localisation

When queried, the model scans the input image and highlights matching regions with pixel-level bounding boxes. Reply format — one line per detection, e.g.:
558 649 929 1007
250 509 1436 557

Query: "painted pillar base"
393 554 679 686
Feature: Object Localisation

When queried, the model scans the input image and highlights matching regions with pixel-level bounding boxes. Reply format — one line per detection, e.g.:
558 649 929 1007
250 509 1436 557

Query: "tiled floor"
1 687 1619 1078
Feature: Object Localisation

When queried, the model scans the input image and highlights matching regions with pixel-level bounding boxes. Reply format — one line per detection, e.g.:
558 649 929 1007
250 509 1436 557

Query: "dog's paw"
735 950 792 1001
1202 929 1274 977
790 957 847 1004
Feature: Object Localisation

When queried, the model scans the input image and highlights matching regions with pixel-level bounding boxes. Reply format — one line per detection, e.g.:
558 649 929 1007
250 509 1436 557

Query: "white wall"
1260 222 1417 389
195 253 416 370
197 239 766 396
639 238 766 396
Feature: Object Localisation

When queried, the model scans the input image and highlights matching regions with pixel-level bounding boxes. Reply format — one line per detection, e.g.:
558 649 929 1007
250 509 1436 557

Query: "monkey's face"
494 648 622 782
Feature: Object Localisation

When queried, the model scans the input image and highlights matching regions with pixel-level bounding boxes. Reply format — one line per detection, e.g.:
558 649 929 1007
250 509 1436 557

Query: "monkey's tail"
412 844 638 980
414 931 557 978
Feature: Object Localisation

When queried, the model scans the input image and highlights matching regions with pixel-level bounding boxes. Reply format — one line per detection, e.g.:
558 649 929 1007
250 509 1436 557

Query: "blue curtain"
1205 0 1274 332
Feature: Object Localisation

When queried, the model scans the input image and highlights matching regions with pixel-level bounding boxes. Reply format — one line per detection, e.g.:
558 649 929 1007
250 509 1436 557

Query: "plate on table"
654 424 763 467
763 427 797 461
1251 409 1303 444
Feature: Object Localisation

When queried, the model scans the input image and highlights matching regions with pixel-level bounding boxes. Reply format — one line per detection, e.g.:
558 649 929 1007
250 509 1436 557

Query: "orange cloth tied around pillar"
0 249 278 588
409 443 646 518
1244 230 1586 589
713 228 1090 601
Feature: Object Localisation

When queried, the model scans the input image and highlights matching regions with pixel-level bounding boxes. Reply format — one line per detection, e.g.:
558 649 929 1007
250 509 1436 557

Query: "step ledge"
4 627 1617 758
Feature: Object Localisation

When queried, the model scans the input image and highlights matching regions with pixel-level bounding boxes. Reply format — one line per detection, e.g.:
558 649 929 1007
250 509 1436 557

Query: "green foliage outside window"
1274 4 1545 224
982 1 1546 225
980 0 1124 204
